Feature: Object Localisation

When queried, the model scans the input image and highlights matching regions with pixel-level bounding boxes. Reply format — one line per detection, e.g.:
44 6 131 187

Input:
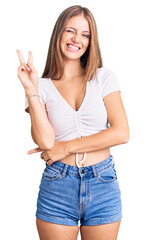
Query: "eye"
66 30 74 33
83 34 90 38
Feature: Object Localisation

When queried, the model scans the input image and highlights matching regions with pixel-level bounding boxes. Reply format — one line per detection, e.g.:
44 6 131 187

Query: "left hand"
27 141 70 165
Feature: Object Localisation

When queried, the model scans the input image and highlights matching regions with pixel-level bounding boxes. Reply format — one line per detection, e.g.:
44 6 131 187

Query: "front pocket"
42 167 61 181
97 164 117 183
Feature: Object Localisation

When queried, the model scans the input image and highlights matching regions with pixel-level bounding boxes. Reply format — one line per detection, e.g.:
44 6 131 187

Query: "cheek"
60 37 66 50
86 39 90 46
60 34 69 49
82 40 90 51
61 32 70 41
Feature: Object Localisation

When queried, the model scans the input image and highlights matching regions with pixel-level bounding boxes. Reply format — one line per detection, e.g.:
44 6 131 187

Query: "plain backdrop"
0 0 146 239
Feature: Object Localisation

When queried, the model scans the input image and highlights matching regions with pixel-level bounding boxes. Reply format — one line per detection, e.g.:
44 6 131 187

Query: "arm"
16 49 55 150
26 95 55 150
67 91 130 154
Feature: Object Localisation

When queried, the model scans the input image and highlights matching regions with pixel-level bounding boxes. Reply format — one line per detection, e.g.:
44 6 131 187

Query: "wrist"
65 140 74 154
25 89 39 97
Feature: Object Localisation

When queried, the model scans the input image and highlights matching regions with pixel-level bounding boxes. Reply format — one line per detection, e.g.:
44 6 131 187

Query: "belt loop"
110 155 115 165
61 164 68 178
91 165 98 178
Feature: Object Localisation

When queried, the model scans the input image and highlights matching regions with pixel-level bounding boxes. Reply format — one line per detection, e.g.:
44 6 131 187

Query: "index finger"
27 147 43 154
16 49 26 64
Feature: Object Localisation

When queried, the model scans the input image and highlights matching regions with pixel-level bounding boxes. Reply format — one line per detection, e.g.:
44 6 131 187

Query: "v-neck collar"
49 78 89 113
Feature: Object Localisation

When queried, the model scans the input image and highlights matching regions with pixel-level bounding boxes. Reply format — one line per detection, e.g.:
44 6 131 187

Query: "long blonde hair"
41 5 103 82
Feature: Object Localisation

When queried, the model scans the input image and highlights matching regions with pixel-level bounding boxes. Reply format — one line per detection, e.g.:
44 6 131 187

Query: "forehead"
65 15 90 31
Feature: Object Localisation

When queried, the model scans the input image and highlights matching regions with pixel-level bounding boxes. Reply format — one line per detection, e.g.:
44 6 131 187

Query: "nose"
72 33 80 43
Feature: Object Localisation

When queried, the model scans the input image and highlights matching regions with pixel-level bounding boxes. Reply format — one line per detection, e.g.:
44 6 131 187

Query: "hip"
36 154 122 225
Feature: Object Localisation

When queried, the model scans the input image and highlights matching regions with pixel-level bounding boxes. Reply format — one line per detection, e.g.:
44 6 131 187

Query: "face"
60 14 90 61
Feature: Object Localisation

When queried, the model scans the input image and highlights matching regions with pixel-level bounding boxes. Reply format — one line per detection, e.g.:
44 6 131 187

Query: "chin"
64 55 81 61
62 51 85 61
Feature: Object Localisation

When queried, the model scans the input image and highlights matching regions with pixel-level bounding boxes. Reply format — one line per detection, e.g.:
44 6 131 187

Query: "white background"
0 0 146 239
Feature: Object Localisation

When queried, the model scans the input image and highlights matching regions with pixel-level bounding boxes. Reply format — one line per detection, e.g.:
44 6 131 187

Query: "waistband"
45 154 115 177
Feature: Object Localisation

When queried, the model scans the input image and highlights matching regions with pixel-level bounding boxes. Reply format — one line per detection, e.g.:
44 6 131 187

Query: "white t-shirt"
25 66 121 166
25 66 121 141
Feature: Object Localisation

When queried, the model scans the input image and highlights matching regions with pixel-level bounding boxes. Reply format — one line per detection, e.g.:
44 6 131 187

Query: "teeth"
67 44 80 50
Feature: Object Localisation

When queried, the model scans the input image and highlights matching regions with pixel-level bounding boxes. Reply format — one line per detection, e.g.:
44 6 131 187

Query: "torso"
51 75 110 167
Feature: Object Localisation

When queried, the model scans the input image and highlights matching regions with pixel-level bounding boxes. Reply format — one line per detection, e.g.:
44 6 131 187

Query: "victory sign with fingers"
16 49 39 96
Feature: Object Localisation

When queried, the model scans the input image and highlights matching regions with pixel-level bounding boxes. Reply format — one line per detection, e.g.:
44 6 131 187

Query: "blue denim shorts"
36 154 122 226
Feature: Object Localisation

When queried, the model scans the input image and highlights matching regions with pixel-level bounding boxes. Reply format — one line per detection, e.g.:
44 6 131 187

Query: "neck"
62 59 84 80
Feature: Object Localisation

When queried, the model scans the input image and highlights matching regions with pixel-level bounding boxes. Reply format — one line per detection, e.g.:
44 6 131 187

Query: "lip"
66 43 81 52
66 43 81 49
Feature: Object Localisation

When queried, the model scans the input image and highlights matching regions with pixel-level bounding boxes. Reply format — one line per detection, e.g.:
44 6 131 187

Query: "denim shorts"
36 154 122 226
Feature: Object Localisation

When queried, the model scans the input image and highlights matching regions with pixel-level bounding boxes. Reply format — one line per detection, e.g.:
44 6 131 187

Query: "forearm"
67 127 129 154
28 96 55 150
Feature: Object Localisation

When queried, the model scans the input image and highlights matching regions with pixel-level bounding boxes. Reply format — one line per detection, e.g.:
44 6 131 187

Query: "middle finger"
27 51 33 66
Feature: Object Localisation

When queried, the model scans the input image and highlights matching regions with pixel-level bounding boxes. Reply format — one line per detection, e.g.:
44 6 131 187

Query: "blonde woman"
16 5 129 240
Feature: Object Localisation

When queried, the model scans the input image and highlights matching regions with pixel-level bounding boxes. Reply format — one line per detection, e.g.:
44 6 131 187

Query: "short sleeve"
99 67 121 99
25 77 44 113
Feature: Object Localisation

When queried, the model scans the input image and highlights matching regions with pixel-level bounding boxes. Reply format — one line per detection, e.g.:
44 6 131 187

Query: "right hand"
16 49 39 95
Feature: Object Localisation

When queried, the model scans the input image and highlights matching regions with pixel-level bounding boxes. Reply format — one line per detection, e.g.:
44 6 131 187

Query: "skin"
60 15 90 65
16 49 39 96
17 14 124 240
27 14 91 166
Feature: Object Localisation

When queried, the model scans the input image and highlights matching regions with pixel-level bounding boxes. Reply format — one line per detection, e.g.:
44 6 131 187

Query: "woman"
16 5 129 240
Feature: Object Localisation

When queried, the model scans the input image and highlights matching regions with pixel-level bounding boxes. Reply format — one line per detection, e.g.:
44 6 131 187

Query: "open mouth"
66 43 81 52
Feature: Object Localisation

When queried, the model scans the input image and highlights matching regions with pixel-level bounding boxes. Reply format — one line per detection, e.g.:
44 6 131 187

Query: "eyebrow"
66 27 90 33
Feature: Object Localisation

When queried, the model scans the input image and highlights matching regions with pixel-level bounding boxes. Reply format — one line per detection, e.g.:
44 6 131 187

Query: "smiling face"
60 14 90 61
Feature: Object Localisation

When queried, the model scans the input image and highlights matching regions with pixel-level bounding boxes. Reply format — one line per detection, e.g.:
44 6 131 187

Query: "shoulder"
95 66 117 82
38 77 51 87
38 77 53 94
37 77 52 103
95 66 121 99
